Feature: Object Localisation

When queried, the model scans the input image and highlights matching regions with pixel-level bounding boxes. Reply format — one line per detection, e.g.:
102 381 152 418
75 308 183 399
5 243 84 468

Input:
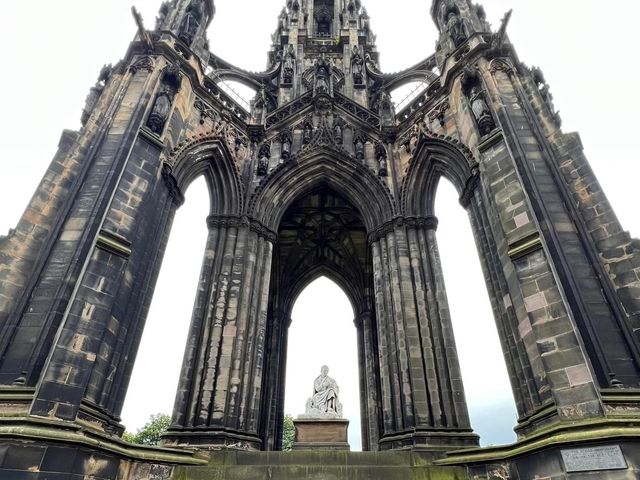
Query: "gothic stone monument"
293 366 350 450
0 0 639 478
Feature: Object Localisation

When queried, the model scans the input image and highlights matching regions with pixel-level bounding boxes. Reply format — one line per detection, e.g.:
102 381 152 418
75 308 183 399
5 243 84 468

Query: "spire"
155 0 215 47
430 0 490 63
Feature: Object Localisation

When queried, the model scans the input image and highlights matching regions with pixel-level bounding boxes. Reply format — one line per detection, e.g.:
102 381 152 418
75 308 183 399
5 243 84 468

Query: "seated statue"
302 365 343 419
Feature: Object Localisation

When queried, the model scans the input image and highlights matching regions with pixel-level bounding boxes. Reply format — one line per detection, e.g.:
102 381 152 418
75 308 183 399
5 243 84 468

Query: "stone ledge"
436 418 640 465
0 417 206 466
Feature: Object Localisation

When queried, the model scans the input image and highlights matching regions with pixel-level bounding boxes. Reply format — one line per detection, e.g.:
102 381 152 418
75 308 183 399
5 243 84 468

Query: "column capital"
367 216 439 244
206 214 278 243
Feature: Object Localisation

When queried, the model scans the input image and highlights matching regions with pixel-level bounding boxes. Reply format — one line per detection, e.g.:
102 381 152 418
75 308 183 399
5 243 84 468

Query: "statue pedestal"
293 419 350 451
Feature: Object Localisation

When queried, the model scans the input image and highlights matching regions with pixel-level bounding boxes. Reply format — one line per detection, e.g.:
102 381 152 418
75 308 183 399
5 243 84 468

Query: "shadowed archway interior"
261 184 379 451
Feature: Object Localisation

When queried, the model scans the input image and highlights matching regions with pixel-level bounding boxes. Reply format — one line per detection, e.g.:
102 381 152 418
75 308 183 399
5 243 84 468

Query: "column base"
161 427 262 450
378 428 480 455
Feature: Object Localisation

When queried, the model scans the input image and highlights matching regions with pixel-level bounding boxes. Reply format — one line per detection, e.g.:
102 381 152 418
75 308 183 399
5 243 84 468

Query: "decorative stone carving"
283 45 295 84
81 64 112 126
532 66 562 126
446 10 467 48
354 131 366 161
302 115 314 145
147 64 182 135
279 128 293 160
301 366 343 419
257 141 271 176
332 117 345 144
351 47 364 85
375 142 388 177
155 1 170 30
252 85 268 124
462 67 496 138
178 0 205 45
469 86 496 137
314 56 331 95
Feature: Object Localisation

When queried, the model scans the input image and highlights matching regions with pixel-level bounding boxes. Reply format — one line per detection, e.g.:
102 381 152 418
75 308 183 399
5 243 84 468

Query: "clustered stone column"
165 215 275 450
369 217 479 451
355 310 381 451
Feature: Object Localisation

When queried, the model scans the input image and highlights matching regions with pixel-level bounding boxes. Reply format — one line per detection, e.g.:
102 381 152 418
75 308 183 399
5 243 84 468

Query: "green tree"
123 413 171 446
282 414 295 451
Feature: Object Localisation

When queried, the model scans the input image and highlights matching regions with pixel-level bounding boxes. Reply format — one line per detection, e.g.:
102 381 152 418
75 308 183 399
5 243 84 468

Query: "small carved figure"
354 132 365 160
532 66 562 125
280 129 293 160
446 11 467 48
469 86 496 136
375 142 388 176
302 116 314 145
81 64 112 126
351 47 364 84
303 366 343 418
147 92 172 134
257 142 271 176
314 57 331 95
332 117 345 143
178 0 205 45
283 45 295 84
252 86 268 124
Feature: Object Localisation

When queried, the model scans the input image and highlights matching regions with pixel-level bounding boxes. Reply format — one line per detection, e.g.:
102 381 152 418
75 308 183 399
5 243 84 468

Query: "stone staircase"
171 451 468 480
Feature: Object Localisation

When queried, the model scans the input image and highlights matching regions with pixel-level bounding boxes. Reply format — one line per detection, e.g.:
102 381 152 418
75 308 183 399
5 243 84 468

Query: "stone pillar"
166 215 274 450
355 310 380 451
371 217 479 452
260 309 290 451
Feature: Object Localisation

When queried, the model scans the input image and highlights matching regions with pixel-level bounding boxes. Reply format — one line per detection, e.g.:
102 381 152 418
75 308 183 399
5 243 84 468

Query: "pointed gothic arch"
166 132 245 215
250 148 396 233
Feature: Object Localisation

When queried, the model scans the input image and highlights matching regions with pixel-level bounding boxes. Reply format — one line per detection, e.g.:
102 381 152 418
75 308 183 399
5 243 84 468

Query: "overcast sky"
1 1 639 451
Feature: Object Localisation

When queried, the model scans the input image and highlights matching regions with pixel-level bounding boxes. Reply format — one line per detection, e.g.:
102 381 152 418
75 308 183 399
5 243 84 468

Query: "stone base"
293 418 350 451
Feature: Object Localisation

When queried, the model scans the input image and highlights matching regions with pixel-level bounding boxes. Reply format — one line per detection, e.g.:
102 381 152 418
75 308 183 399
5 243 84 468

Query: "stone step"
172 452 467 480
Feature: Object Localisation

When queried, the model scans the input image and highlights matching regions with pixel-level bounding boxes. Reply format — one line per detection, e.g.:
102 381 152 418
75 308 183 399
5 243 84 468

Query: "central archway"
259 182 381 450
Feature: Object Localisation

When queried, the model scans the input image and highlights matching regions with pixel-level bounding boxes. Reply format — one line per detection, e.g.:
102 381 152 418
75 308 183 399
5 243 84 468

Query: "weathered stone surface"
1 0 640 478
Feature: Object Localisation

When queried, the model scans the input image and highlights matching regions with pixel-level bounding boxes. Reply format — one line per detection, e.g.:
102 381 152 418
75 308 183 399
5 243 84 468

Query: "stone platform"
292 418 350 451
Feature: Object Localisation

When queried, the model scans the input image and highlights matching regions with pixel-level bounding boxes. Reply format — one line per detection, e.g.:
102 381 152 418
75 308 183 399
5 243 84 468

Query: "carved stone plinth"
293 419 350 451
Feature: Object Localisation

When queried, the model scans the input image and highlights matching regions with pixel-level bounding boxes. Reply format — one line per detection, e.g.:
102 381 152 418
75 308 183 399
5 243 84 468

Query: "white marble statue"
301 365 343 419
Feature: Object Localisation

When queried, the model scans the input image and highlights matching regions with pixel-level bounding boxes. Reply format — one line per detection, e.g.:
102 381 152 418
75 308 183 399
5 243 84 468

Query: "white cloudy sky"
1 1 639 451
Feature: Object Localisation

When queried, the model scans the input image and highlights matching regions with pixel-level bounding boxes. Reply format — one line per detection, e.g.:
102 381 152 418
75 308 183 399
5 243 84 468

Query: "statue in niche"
147 92 172 135
252 85 268 124
351 47 364 85
469 86 496 136
178 0 205 45
446 11 467 48
302 115 314 145
333 117 345 144
257 141 271 176
303 366 343 418
283 45 295 84
354 131 365 161
375 142 388 177
314 57 331 95
279 129 293 160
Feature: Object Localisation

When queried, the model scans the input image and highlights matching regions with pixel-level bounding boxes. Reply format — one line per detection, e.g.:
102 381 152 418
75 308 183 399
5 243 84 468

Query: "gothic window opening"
435 178 517 446
284 277 362 450
120 178 209 436
314 2 334 37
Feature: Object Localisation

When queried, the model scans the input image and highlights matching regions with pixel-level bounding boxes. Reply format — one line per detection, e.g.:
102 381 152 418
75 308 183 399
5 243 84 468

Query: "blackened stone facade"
0 0 639 478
